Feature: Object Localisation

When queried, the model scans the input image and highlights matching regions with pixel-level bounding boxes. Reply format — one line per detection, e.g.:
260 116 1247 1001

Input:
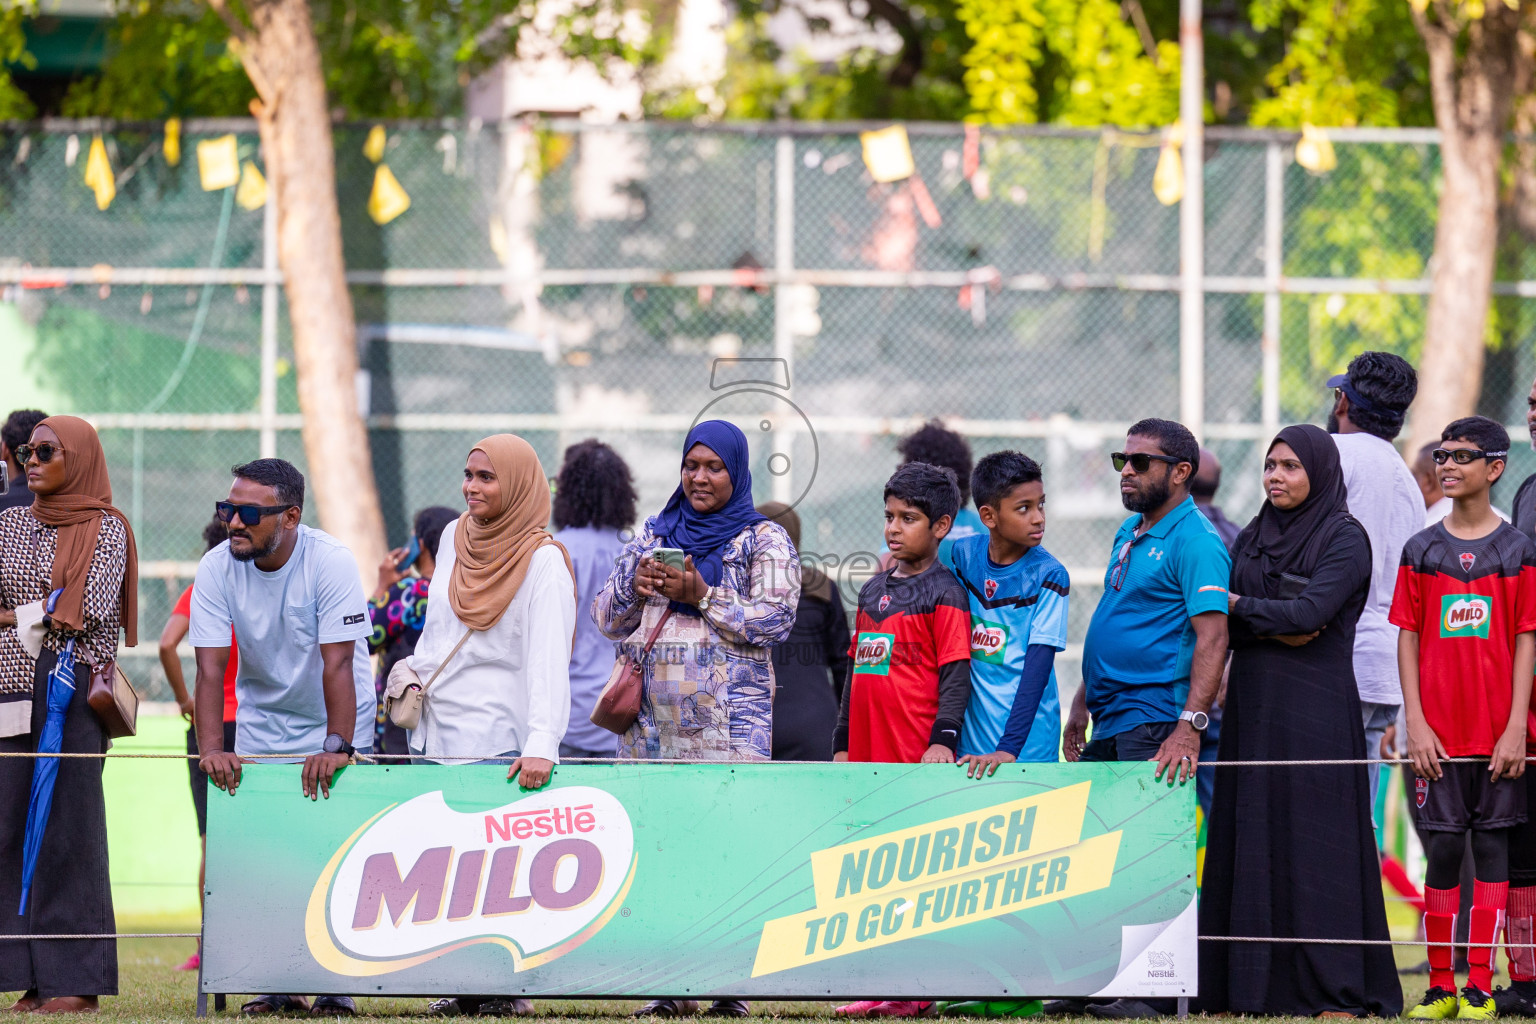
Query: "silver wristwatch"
1179 710 1210 732
697 586 714 612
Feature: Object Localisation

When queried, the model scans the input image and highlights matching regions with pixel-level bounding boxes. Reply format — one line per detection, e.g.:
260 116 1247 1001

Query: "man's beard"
229 531 281 562
1122 475 1172 514
1326 410 1340 434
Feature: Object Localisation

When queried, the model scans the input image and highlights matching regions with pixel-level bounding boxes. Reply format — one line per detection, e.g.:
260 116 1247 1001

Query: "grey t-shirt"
188 525 374 757
1333 431 1424 706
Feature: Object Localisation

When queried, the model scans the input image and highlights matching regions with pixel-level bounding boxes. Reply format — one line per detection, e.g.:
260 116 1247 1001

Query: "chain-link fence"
4 119 1535 699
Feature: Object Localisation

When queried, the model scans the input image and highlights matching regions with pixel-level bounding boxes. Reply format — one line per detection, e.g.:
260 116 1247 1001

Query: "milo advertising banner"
203 763 1196 999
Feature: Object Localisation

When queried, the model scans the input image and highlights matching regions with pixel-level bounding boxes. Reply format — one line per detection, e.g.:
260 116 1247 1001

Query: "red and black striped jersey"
1389 521 1536 756
845 561 972 763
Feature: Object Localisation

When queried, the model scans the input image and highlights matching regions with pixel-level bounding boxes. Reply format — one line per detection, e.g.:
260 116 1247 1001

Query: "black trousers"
0 648 117 997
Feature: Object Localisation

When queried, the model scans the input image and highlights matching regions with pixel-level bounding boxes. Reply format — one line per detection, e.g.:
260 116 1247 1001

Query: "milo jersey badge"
854 632 896 675
1441 594 1492 638
970 616 1010 665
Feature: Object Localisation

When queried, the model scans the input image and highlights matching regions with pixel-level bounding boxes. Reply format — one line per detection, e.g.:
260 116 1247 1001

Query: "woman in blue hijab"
595 421 801 1018
595 420 801 761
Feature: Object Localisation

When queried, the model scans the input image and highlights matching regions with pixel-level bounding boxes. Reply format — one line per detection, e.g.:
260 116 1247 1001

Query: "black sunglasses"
14 443 62 465
1432 448 1508 466
215 500 296 526
1111 451 1183 473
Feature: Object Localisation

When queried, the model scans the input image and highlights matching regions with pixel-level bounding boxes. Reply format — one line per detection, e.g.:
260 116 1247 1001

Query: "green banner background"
204 762 1195 998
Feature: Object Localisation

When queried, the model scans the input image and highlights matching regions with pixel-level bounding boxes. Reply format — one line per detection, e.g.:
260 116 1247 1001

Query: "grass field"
0 934 1446 1021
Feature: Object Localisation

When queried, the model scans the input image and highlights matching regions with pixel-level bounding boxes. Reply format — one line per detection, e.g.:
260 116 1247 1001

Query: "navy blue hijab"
654 420 767 614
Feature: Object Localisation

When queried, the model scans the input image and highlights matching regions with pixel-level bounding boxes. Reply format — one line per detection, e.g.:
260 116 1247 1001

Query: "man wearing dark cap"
1326 351 1422 811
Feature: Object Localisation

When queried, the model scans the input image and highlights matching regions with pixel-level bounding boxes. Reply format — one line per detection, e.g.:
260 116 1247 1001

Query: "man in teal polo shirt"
1066 418 1230 786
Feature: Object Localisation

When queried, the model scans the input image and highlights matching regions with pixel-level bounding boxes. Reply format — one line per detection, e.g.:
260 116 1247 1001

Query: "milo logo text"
1441 594 1492 639
969 617 1009 666
854 632 895 676
305 787 635 977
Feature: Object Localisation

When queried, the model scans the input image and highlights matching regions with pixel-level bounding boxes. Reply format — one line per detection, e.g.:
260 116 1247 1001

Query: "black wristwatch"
322 733 356 757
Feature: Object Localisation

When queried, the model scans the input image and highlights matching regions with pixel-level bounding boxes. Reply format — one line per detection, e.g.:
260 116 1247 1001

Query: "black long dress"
769 582 851 761
1197 522 1403 1016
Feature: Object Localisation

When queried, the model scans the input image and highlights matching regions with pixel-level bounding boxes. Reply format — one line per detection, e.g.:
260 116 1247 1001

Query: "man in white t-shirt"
1326 351 1422 811
189 458 373 801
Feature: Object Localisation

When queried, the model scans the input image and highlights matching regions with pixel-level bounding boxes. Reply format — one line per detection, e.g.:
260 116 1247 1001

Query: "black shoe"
632 1001 702 1018
1042 1000 1096 1017
428 999 473 1017
704 1001 750 1018
1084 999 1165 1020
1496 986 1536 1018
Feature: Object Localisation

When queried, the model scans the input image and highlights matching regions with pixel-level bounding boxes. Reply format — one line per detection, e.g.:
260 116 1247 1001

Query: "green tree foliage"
1245 0 1432 127
0 2 36 118
53 0 653 120
958 0 1177 126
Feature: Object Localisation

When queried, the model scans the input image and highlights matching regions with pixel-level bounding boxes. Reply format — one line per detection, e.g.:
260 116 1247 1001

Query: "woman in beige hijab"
406 435 577 1017
404 433 575 775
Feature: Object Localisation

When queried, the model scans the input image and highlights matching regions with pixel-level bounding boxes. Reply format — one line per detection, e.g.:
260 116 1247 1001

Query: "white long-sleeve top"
406 521 575 763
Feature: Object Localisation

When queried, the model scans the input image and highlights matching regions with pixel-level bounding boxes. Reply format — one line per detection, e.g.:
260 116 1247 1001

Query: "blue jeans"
1360 701 1399 825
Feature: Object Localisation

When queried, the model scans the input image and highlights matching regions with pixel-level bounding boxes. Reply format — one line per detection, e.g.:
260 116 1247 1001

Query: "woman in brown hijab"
0 415 137 1013
758 501 851 760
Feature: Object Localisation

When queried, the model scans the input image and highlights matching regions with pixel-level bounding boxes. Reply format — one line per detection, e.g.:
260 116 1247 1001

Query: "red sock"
1425 885 1461 993
1508 886 1536 983
1469 880 1509 994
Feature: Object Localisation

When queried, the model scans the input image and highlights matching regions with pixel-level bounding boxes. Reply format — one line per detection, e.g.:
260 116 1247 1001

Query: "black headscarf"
1231 424 1355 596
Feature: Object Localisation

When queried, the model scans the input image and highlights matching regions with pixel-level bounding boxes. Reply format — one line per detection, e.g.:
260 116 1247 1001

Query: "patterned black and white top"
0 506 127 736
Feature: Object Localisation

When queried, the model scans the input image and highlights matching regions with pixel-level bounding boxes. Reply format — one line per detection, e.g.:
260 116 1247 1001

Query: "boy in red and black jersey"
833 462 971 1020
836 462 973 766
1392 416 1536 1020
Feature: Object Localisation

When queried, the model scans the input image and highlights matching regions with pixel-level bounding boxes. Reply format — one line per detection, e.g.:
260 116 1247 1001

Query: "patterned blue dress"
594 518 800 760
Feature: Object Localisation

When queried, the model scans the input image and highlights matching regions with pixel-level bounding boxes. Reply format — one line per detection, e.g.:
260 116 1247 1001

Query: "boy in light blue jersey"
951 451 1069 777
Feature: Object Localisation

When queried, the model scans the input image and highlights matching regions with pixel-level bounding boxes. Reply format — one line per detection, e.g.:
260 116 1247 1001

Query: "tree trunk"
1408 3 1521 455
216 0 386 581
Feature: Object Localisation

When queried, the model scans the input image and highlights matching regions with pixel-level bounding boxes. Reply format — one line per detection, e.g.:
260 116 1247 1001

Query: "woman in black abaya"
1197 424 1402 1017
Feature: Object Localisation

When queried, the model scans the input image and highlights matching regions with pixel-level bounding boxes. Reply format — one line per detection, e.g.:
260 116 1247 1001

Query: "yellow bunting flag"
363 125 387 163
367 164 411 225
164 118 182 166
197 135 240 191
1295 123 1337 174
236 161 268 210
1153 121 1184 206
83 136 116 211
859 125 915 184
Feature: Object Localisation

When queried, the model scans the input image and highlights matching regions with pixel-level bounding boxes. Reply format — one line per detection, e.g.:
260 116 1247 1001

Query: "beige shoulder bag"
385 629 472 731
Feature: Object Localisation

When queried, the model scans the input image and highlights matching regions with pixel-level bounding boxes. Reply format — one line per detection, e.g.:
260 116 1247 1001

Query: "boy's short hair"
971 450 1043 509
897 420 974 505
1127 418 1200 473
1442 416 1512 476
231 458 305 509
885 462 961 527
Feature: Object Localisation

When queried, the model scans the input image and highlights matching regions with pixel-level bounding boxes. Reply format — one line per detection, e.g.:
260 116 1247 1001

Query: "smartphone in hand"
652 547 686 570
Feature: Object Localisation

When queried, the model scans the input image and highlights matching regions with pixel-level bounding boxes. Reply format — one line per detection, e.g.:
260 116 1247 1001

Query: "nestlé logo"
305 787 635 977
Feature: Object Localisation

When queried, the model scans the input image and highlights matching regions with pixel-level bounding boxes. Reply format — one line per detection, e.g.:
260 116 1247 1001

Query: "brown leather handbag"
589 609 672 735
87 660 139 738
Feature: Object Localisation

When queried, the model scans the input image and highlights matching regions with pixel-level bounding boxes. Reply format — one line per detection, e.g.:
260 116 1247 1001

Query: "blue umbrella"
19 636 75 916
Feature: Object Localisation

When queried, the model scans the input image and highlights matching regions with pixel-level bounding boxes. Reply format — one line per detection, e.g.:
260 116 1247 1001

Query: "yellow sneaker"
1409 987 1462 1020
1459 986 1498 1020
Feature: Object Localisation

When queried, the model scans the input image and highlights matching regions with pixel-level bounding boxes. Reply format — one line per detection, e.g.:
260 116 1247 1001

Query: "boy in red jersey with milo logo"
833 462 972 1020
1391 416 1536 1021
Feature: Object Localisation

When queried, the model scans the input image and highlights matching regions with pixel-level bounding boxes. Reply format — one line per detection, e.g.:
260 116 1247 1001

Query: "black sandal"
241 996 312 1016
